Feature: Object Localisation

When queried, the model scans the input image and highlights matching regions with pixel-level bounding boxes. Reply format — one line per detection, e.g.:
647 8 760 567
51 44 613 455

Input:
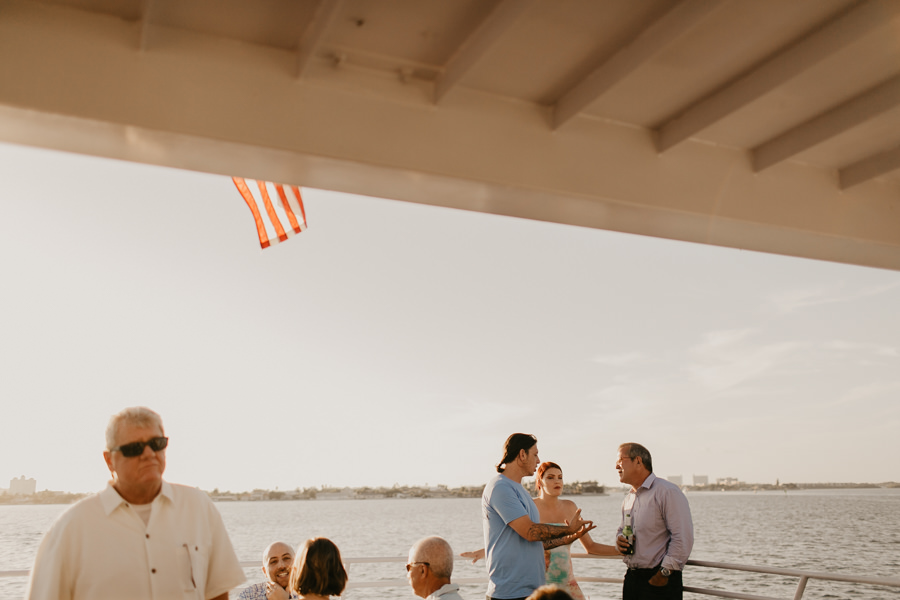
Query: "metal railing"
4 554 900 599
678 558 900 600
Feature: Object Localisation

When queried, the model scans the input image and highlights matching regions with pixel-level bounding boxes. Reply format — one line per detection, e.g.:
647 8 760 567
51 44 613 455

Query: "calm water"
1 488 898 599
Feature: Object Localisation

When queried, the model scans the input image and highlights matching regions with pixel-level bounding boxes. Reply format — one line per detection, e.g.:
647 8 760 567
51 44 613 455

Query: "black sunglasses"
111 436 168 458
406 562 429 572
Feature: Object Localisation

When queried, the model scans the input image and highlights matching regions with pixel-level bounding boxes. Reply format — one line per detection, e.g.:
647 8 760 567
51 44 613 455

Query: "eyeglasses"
111 436 168 457
406 562 429 572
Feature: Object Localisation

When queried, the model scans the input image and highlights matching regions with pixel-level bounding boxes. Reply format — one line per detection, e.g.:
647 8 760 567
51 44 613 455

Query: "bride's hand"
460 548 485 563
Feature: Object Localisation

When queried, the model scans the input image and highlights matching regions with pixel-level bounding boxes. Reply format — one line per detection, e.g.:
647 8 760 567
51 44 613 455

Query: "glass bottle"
623 512 635 555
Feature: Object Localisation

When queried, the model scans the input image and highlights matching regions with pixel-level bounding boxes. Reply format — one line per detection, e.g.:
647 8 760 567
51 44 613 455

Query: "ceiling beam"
753 74 900 172
139 0 155 51
296 0 343 79
840 144 900 189
553 0 723 131
2 0 899 270
655 0 900 152
434 0 537 104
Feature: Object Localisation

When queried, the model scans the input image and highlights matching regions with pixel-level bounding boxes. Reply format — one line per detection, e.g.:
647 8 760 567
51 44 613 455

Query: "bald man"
237 542 296 600
407 536 464 600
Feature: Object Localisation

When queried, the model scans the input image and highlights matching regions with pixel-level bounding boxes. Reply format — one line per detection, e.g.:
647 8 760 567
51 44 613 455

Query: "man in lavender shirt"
614 443 694 600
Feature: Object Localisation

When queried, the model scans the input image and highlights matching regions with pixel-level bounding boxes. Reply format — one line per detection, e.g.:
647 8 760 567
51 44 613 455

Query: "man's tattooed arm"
525 522 572 542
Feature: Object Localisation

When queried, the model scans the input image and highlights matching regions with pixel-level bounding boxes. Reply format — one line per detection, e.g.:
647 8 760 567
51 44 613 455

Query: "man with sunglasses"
406 536 464 600
26 406 246 600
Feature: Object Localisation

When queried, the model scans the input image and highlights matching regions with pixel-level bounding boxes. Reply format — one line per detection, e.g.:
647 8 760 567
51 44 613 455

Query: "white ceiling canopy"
1 0 899 268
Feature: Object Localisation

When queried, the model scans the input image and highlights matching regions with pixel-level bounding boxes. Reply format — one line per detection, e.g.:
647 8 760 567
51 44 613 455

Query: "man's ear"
103 451 114 474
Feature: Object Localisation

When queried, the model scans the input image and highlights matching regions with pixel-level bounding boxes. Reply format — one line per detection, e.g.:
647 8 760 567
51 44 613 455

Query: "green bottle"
623 512 635 555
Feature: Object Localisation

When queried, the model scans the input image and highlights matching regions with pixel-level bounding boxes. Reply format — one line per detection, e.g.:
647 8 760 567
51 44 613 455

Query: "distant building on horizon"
316 487 356 500
666 475 683 486
692 474 708 486
10 476 36 496
716 477 739 486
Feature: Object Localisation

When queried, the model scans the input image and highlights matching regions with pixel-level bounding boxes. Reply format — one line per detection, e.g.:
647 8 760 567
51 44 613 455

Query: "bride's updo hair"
496 433 537 473
535 461 562 492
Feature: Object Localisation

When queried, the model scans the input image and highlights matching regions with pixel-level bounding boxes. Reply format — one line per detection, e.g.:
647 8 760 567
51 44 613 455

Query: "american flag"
232 177 307 249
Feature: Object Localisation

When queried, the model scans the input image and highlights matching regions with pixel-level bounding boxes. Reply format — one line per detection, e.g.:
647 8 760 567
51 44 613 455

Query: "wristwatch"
659 567 672 577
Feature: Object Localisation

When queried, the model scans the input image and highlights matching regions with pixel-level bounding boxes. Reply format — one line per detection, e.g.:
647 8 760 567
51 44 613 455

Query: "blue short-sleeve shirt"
482 474 544 599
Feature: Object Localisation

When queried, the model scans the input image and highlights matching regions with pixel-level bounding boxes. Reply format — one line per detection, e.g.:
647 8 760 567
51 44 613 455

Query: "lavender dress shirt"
617 473 694 571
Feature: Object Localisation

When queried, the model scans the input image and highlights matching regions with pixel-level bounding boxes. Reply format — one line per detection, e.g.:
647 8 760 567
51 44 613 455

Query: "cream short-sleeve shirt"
26 481 246 600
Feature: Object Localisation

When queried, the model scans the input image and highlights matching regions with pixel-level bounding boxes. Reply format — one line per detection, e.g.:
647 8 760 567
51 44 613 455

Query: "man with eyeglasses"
614 443 693 600
406 536 464 600
26 406 246 600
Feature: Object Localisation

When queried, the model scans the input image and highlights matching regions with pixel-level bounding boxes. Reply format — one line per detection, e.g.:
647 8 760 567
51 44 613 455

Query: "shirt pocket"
181 542 209 597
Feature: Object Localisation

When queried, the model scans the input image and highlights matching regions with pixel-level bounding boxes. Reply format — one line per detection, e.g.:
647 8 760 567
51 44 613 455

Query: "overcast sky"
1 141 899 494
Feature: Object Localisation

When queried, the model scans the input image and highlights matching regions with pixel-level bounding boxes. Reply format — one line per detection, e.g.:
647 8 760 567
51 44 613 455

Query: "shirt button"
146 534 150 539
151 569 156 574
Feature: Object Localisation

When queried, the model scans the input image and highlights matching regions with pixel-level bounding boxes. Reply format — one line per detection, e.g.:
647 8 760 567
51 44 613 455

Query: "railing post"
793 575 809 600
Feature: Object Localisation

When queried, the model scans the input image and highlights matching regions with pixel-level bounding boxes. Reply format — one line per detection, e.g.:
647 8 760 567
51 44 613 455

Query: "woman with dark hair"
289 538 347 600
478 434 593 600
465 461 616 600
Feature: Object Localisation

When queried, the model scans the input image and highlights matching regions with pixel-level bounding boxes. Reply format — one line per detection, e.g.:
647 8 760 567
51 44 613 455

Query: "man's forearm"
525 522 571 542
543 534 576 550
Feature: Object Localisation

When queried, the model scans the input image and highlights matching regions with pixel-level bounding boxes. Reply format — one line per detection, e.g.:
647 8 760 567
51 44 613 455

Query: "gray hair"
106 407 165 450
410 536 454 579
619 442 653 473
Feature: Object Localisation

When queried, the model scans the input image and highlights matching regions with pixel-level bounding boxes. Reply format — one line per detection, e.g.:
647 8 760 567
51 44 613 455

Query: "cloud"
834 381 900 406
424 396 536 433
586 373 682 419
823 340 900 359
590 351 645 366
687 329 808 392
696 328 756 349
765 281 900 314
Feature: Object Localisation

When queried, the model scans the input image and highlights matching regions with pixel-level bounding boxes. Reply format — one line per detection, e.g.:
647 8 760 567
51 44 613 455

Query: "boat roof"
1 0 899 269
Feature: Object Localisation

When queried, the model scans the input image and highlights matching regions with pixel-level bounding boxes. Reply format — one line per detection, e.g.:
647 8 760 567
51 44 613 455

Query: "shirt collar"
99 481 172 516
635 472 657 493
430 583 460 598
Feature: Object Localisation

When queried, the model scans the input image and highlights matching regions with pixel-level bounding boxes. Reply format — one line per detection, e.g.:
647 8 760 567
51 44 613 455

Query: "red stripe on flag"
275 184 303 234
290 185 307 226
232 177 271 248
256 180 288 242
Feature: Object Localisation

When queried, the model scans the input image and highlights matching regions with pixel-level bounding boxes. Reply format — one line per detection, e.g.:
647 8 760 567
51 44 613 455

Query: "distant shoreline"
2 481 897 505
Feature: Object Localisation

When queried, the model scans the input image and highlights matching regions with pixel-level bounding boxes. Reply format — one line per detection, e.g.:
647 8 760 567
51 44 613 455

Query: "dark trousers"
623 567 683 600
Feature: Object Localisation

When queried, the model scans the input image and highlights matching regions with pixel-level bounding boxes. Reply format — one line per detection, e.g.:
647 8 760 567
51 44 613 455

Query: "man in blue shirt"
615 443 694 600
483 433 594 600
